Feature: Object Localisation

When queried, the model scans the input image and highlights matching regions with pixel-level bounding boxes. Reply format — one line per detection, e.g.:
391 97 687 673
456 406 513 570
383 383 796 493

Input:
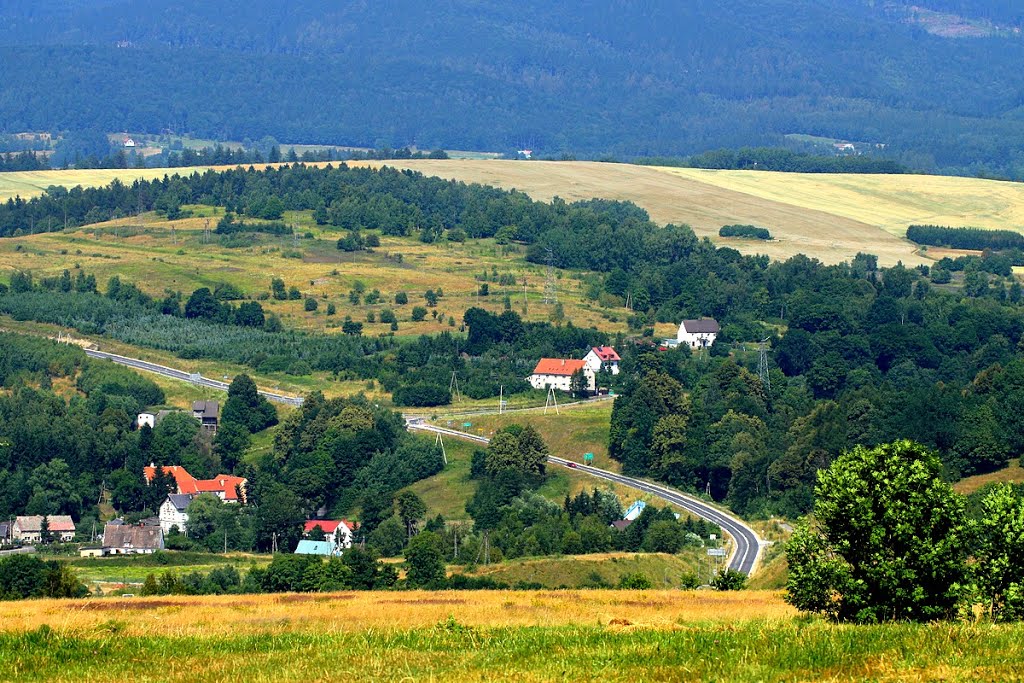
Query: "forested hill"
3 1 1024 175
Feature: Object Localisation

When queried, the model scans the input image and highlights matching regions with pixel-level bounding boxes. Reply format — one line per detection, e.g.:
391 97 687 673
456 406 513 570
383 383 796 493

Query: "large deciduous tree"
973 483 1024 622
785 440 969 623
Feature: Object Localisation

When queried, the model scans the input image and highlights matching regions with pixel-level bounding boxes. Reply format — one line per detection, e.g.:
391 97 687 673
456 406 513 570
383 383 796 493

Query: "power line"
757 337 771 393
543 248 558 304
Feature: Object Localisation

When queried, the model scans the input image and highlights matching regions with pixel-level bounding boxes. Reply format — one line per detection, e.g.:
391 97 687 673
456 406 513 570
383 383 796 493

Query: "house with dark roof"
528 358 595 393
0 522 10 546
192 400 219 432
677 319 720 350
584 346 621 376
102 523 165 555
159 493 194 535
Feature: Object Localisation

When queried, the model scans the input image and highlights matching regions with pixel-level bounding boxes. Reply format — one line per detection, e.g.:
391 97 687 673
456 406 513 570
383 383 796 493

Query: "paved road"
84 349 305 406
407 420 763 576
83 347 762 574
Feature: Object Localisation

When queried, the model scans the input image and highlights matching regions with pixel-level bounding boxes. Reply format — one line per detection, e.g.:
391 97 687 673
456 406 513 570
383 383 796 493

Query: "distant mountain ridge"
2 1 1024 174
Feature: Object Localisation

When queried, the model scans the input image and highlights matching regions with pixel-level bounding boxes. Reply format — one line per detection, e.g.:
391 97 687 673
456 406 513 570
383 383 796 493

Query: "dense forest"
3 2 1024 174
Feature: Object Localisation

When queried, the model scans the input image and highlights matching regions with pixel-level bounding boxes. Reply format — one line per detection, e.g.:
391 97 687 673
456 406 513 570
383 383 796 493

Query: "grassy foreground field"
2 591 1023 682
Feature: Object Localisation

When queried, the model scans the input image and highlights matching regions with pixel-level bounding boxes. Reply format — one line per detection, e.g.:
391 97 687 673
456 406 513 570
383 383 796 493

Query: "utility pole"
757 337 771 393
544 386 560 415
499 385 504 415
543 249 558 304
435 432 447 465
449 371 462 403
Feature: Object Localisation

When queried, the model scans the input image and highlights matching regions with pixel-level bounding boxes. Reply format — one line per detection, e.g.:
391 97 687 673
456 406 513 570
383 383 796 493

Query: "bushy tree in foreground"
973 483 1024 622
786 440 969 623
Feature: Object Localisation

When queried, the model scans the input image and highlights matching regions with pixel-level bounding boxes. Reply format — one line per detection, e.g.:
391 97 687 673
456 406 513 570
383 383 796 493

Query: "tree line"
907 224 1024 251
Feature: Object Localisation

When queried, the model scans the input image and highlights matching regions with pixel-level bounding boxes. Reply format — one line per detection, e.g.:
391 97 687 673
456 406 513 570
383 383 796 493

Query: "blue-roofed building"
294 539 341 556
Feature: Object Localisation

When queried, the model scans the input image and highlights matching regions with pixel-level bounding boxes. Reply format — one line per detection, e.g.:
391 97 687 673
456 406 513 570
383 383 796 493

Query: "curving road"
407 420 762 576
84 349 305 406
82 346 762 574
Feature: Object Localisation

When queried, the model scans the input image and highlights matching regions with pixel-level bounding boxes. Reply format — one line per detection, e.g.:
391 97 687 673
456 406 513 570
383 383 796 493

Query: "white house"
12 515 76 543
303 520 355 550
159 493 194 535
123 138 136 148
584 346 621 376
677 319 720 350
528 359 596 393
137 413 156 429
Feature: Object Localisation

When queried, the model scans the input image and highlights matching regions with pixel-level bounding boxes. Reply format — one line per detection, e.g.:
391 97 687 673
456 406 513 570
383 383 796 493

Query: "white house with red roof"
528 358 595 393
303 519 355 550
584 346 621 376
144 464 247 503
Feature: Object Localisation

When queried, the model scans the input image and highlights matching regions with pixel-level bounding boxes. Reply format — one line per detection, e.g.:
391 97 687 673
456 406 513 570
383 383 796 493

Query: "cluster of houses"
527 320 719 395
137 400 220 433
145 463 247 535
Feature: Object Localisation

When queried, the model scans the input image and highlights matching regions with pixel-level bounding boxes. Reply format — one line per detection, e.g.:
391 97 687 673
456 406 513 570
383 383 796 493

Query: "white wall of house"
677 328 717 349
159 499 190 535
583 350 620 376
528 368 595 392
137 413 155 429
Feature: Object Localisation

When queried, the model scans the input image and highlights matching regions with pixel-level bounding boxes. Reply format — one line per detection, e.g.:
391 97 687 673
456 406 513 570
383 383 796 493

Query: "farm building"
295 540 341 556
677 319 720 350
192 400 220 432
102 523 165 555
12 515 76 543
528 359 595 393
583 346 621 375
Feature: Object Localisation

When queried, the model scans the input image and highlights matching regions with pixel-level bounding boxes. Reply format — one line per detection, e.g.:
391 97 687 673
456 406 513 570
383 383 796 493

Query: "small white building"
528 359 596 393
159 493 194 535
123 138 136 148
137 413 156 429
583 346 621 376
677 319 720 350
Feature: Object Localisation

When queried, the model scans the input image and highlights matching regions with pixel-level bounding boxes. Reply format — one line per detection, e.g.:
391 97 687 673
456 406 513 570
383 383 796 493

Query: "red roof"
591 346 620 362
303 520 355 534
531 358 587 376
144 465 246 501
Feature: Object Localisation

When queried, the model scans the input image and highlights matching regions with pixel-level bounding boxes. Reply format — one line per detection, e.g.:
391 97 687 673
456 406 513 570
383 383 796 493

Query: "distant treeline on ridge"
906 224 1024 251
638 148 908 174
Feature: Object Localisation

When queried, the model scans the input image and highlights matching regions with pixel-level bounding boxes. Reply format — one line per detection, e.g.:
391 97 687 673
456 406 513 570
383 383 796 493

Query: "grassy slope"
2 591 1023 682
466 552 707 589
954 459 1023 495
9 160 1024 267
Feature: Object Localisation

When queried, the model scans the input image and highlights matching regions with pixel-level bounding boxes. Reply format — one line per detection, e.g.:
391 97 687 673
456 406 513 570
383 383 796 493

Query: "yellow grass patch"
0 589 794 637
953 459 1023 495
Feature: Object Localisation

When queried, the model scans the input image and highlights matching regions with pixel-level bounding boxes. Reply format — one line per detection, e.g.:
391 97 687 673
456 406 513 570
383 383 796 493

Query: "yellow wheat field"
9 160 1024 266
0 590 794 637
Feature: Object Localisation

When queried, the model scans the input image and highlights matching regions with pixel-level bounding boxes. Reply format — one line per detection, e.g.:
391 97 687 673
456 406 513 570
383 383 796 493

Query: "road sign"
584 453 594 464
707 548 727 557
463 422 472 428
